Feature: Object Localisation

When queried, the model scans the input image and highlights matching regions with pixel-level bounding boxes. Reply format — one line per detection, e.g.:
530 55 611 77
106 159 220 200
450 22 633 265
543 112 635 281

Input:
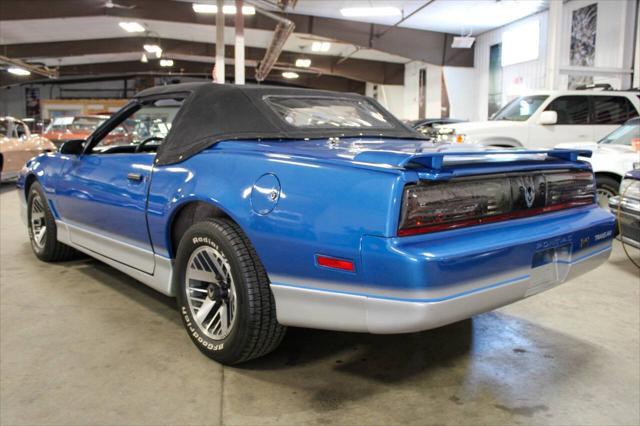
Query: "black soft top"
134 83 422 165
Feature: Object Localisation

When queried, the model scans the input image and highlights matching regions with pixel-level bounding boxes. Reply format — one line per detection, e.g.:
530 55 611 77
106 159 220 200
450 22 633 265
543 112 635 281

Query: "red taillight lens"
398 170 595 236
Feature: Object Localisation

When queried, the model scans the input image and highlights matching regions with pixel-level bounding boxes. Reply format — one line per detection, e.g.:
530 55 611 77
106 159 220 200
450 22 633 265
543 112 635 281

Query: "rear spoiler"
353 149 593 170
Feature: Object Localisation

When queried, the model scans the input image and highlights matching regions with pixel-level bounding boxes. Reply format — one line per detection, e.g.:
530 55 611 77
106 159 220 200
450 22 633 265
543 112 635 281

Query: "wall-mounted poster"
568 3 597 89
25 87 41 118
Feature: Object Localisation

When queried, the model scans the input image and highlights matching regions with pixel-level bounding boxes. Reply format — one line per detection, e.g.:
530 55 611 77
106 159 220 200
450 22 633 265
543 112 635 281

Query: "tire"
27 182 77 262
595 175 620 211
175 219 286 365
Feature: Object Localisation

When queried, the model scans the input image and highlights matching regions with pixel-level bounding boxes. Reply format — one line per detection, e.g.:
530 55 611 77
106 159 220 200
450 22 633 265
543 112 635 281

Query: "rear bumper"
609 196 640 248
271 206 615 333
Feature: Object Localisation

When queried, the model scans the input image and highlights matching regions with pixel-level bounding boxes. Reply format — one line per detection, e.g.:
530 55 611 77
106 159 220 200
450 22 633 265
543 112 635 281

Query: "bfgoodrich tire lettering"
175 219 286 364
27 181 77 262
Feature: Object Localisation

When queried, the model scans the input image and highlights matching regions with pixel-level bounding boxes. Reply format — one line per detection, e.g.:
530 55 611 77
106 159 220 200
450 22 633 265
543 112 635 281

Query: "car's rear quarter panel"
147 145 402 288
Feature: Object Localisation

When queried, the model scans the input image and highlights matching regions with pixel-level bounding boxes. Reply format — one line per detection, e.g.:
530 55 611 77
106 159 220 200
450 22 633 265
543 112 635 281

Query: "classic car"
0 116 56 182
556 117 640 209
42 115 133 147
609 170 640 249
17 83 615 365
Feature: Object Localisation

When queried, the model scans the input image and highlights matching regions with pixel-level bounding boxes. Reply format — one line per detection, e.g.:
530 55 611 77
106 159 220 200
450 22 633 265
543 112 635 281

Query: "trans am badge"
521 176 536 208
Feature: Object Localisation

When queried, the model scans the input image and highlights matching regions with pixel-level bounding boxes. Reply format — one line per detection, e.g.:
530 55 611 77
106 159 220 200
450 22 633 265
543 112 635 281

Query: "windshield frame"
490 95 549 122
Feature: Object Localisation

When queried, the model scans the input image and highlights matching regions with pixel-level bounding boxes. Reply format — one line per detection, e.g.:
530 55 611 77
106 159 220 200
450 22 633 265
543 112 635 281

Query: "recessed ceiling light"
160 59 174 67
118 21 145 33
192 3 255 14
282 71 299 79
340 7 401 17
143 44 163 58
295 58 311 68
7 67 31 76
311 41 331 52
451 36 475 48
140 53 149 63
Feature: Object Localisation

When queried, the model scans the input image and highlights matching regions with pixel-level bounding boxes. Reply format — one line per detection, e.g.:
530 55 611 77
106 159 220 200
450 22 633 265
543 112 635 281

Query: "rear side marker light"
316 255 355 272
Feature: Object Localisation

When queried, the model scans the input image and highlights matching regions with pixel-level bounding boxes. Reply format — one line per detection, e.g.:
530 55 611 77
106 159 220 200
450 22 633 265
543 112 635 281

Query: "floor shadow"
0 182 18 195
69 257 180 325
242 319 473 380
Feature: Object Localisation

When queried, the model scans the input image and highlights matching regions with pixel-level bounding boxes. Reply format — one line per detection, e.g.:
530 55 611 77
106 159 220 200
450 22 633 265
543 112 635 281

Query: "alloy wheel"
596 188 615 211
185 246 237 340
30 194 47 248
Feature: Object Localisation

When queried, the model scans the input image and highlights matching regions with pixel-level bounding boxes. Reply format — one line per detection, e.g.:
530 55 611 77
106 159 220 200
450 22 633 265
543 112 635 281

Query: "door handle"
127 172 144 182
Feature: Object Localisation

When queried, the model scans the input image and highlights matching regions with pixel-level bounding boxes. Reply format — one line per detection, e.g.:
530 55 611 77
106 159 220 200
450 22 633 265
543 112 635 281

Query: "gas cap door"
251 173 281 215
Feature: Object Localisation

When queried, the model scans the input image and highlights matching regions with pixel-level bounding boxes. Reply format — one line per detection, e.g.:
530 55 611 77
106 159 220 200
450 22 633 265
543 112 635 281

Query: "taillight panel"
398 170 595 236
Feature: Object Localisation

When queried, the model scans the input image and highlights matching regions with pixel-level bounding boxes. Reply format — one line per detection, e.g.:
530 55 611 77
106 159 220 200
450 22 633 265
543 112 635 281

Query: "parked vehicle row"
0 117 56 182
16 83 615 364
609 170 640 249
436 89 639 148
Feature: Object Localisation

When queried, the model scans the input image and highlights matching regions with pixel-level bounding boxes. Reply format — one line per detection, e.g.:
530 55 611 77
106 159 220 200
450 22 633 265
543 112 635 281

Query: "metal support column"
235 0 245 84
216 0 225 83
545 0 562 90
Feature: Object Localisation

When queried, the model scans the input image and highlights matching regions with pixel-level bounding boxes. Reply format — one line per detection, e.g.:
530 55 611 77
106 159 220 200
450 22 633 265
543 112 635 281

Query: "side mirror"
539 110 558 125
59 139 85 155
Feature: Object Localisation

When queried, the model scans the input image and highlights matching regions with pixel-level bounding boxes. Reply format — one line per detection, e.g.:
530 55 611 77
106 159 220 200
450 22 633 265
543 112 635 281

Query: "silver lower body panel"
270 244 611 334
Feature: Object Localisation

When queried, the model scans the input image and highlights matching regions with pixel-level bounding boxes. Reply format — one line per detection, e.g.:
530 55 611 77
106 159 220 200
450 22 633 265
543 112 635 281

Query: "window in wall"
488 43 503 118
545 96 590 124
418 68 427 119
501 19 540 66
592 96 638 125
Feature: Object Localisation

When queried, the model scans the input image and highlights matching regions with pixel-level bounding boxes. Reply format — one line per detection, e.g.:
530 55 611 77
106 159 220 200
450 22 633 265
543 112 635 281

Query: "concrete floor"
1 182 639 426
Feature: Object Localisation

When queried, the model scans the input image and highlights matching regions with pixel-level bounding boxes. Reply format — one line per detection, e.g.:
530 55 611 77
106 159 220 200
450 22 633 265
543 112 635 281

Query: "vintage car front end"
270 150 615 334
609 171 640 248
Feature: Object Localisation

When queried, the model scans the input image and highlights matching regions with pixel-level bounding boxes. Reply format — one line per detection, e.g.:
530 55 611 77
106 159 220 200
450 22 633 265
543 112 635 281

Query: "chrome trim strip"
271 274 530 303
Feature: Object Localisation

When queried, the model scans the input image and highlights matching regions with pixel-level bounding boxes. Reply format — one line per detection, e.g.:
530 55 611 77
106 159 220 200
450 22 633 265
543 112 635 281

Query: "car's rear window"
263 95 393 129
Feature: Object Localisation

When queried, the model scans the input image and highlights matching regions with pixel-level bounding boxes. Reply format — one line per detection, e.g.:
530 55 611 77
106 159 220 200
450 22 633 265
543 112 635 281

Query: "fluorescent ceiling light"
143 44 163 58
295 58 311 68
282 71 299 79
160 59 174 67
192 3 255 14
7 67 31 76
118 21 145 33
451 36 475 48
311 41 331 52
340 7 401 17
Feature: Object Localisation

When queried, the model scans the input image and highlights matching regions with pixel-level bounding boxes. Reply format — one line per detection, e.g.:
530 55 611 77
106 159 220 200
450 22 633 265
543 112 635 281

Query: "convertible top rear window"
264 96 393 129
132 83 423 165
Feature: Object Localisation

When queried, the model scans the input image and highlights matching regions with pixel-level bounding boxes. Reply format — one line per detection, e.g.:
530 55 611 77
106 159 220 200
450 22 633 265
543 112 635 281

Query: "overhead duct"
0 55 58 79
249 0 295 82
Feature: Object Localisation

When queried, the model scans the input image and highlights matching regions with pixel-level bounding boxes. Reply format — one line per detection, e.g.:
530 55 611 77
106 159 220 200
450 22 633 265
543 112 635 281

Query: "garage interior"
1 1 639 425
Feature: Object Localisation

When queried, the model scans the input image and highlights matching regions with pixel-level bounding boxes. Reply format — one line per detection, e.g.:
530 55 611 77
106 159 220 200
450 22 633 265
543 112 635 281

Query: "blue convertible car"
18 83 615 364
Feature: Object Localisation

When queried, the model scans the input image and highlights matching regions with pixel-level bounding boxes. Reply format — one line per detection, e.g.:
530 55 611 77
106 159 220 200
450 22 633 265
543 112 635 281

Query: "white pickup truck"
440 89 640 149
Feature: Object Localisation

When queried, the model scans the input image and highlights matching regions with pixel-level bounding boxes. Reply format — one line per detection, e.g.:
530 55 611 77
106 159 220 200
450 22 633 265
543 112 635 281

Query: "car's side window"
92 99 182 154
592 96 638 125
544 96 590 125
14 122 27 139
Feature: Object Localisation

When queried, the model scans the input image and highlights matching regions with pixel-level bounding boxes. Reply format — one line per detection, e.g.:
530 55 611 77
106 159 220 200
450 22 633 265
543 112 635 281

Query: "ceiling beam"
0 59 366 93
1 38 404 84
0 0 474 66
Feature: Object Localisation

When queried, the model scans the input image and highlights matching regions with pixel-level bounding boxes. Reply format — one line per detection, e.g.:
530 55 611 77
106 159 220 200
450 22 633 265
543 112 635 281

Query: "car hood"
556 141 637 154
439 121 522 132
